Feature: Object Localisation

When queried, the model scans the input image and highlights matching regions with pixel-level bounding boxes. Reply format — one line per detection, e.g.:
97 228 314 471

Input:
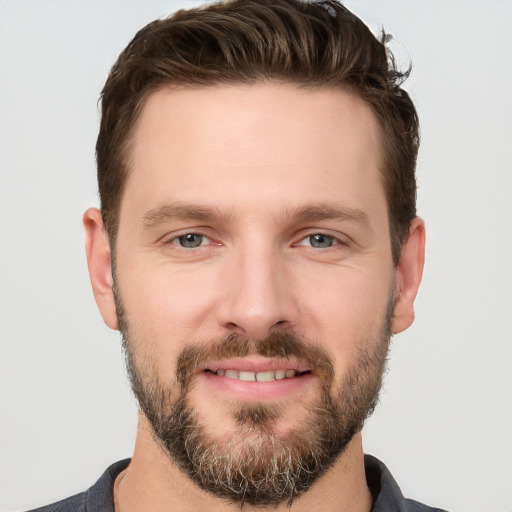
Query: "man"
29 0 445 510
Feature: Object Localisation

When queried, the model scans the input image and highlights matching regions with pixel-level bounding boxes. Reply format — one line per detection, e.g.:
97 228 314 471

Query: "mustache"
176 331 334 389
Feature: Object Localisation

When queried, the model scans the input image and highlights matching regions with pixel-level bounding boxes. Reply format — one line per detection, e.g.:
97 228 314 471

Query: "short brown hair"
97 0 419 264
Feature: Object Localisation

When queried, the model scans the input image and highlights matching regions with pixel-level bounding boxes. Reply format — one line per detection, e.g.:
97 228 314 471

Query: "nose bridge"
218 237 296 338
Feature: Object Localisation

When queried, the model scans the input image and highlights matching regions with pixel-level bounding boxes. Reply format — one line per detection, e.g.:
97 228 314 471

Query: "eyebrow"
142 203 231 228
284 204 370 226
142 202 370 229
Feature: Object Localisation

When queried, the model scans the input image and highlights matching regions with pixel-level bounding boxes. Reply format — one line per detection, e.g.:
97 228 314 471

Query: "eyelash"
165 232 214 249
294 232 346 249
164 230 348 251
294 229 352 252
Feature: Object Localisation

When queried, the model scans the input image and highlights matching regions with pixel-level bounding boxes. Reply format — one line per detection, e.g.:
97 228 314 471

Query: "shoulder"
25 492 87 512
365 454 449 512
23 459 131 512
403 498 449 512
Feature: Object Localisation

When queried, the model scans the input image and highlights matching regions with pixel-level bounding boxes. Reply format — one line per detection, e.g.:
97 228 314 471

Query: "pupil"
180 234 202 248
311 234 332 248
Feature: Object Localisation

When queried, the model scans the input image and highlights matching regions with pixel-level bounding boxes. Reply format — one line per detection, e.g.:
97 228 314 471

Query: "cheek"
298 260 392 319
120 260 214 327
117 263 219 382
294 261 393 359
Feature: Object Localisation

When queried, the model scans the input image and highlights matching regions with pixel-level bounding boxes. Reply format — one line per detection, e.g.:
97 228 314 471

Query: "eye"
299 233 339 248
173 233 210 248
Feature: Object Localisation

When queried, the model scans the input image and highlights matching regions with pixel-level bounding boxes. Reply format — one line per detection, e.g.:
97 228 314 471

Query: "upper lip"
197 357 312 374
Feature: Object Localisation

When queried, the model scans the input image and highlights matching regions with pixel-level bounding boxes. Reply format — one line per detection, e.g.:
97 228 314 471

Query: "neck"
116 414 372 512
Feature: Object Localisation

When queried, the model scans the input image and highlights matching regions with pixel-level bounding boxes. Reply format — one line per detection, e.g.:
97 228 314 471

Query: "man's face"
91 84 418 505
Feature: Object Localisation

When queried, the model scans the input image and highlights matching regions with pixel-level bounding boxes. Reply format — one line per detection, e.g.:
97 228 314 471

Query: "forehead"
122 83 386 225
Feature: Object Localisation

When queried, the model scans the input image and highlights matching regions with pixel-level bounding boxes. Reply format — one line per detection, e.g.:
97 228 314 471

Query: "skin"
84 83 425 511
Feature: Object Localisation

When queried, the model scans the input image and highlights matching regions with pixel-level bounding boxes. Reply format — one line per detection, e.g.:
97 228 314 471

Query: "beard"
116 294 392 507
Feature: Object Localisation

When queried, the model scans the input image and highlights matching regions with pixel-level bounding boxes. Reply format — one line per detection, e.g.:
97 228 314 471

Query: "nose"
216 244 299 340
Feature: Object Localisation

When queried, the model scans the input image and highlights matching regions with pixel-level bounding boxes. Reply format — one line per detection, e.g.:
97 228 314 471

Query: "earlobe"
83 207 118 330
391 217 426 334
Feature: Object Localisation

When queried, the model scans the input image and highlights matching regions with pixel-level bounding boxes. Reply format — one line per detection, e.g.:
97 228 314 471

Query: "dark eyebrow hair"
142 203 231 228
285 204 370 225
142 202 370 229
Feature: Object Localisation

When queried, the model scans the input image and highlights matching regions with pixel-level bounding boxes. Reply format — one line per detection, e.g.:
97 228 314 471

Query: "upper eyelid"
160 228 212 242
159 228 349 246
294 229 349 244
296 235 342 247
167 232 212 246
174 232 207 240
160 234 215 253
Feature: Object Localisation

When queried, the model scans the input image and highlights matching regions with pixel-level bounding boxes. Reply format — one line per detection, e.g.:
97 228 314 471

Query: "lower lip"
199 371 315 401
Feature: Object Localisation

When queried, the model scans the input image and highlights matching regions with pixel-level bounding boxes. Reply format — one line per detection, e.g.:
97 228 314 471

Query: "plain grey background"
1 1 511 511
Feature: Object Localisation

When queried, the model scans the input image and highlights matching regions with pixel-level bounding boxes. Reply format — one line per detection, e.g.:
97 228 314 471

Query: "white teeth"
239 371 256 382
215 369 300 381
256 371 275 382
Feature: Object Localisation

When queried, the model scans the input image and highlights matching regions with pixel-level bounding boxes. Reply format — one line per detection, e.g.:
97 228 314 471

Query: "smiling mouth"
204 368 312 382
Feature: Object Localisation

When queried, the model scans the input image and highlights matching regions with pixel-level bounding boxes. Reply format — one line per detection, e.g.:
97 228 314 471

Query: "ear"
391 217 426 334
83 208 118 330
